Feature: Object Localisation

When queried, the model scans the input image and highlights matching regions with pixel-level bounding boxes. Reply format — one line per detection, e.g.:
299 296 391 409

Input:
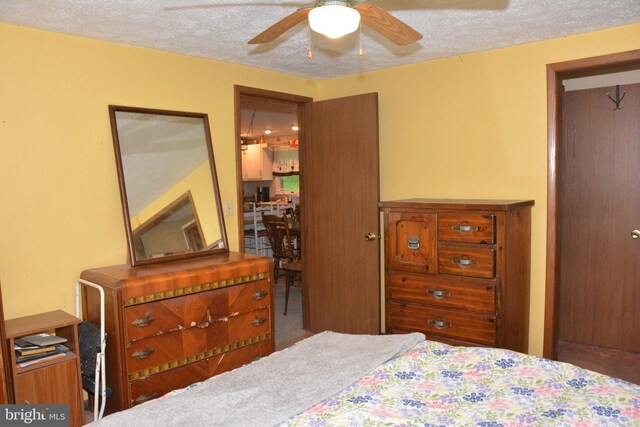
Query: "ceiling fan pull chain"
359 21 364 57
307 22 313 59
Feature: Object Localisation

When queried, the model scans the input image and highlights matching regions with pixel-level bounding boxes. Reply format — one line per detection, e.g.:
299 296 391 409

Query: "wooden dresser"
80 252 273 413
380 199 534 352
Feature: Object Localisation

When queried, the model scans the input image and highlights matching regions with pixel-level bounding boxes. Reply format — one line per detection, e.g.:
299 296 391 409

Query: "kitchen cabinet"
242 144 273 181
272 147 299 176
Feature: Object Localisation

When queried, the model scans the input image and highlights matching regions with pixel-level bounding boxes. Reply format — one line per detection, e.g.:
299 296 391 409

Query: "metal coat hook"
606 85 626 110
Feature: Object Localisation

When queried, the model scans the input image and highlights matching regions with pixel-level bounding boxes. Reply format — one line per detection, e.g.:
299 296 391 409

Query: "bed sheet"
278 340 640 426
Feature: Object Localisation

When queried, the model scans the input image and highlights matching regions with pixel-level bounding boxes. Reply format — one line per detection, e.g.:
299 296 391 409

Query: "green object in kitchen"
283 175 299 191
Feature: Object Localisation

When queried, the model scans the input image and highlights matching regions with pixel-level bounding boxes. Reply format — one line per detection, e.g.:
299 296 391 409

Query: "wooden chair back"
261 214 296 260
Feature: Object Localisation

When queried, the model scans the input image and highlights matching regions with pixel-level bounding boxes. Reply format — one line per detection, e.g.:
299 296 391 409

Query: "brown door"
558 84 640 359
301 93 380 334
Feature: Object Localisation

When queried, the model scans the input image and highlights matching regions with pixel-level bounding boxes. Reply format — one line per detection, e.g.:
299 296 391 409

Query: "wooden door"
559 84 640 358
301 93 380 334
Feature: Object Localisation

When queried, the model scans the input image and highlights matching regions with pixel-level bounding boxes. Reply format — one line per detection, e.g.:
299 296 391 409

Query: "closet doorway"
545 50 640 384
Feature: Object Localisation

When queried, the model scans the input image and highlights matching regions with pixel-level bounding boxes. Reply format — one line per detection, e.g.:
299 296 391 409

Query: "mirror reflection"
110 107 227 265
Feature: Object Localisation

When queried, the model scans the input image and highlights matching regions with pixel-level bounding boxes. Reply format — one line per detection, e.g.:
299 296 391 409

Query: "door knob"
632 230 640 239
365 232 376 241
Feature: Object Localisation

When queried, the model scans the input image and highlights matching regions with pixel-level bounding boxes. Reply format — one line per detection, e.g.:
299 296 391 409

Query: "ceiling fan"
248 0 423 46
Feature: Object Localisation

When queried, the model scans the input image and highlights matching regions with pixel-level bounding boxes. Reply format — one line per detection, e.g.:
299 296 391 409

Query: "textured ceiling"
1 0 638 79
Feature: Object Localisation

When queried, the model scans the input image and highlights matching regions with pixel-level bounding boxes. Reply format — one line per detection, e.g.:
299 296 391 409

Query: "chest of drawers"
380 199 533 352
80 252 273 413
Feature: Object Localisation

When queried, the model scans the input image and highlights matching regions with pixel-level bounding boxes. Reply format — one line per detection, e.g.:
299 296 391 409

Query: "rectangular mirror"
109 105 228 266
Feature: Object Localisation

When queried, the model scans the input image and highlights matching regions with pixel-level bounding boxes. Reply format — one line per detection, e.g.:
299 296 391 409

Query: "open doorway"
235 87 382 342
234 86 312 349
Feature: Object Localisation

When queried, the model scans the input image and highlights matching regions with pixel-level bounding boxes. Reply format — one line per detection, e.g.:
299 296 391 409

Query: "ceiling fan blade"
248 8 312 44
353 3 422 46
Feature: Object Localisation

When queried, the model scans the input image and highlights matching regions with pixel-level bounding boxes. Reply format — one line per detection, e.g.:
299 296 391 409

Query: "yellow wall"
318 23 640 356
0 22 317 320
1 20 639 357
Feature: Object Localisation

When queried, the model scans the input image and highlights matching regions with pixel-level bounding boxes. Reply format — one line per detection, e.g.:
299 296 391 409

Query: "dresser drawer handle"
135 391 159 404
407 235 420 250
428 319 452 329
252 290 268 300
452 257 477 266
251 317 267 327
452 225 479 233
132 346 155 359
131 311 155 328
427 289 451 299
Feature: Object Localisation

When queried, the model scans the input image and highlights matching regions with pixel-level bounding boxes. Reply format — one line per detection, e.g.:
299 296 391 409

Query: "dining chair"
261 213 302 315
282 261 302 316
261 213 298 280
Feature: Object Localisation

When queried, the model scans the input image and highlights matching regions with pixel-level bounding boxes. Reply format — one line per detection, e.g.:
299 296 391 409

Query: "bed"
92 332 640 426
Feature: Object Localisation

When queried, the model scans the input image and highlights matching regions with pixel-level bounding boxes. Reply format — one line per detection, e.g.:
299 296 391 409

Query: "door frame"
544 49 640 359
233 85 312 252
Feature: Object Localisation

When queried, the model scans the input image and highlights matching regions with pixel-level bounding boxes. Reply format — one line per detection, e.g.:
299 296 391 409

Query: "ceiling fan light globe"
308 5 361 39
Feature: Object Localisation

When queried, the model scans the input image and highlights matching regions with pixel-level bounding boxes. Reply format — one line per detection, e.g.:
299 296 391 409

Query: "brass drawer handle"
452 225 479 233
252 290 268 300
135 391 159 404
132 346 155 359
453 257 477 266
428 319 452 329
427 289 451 299
251 317 267 327
131 311 155 328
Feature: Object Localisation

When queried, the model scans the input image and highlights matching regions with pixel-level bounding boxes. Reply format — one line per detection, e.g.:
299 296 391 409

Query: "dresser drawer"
126 320 228 374
228 280 271 314
124 289 228 342
388 329 489 347
129 340 272 407
438 213 495 244
228 307 271 342
388 302 496 345
387 273 495 314
438 244 495 279
124 281 270 342
125 306 271 373
386 211 438 273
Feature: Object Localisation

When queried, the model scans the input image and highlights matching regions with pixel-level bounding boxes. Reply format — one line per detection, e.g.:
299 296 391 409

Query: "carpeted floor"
274 279 313 350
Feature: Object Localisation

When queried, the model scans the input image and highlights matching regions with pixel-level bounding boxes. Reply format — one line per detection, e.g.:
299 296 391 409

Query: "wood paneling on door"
559 83 640 353
301 93 380 334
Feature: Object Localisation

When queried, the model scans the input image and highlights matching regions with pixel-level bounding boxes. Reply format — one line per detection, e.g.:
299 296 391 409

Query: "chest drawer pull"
407 235 420 250
252 290 268 300
452 257 477 266
132 346 155 359
452 225 479 233
251 317 267 327
131 311 155 328
428 319 452 329
135 391 160 404
427 289 451 299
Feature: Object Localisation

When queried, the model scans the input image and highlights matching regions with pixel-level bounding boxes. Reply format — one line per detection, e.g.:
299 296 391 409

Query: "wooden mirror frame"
109 105 228 266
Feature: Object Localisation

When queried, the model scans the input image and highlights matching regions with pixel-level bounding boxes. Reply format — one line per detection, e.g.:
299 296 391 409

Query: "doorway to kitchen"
234 86 312 349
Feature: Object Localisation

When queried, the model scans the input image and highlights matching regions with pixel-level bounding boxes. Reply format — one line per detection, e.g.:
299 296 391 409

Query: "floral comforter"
279 340 640 427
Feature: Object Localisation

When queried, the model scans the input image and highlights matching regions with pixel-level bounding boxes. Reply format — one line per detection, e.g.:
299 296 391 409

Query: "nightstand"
5 310 84 427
